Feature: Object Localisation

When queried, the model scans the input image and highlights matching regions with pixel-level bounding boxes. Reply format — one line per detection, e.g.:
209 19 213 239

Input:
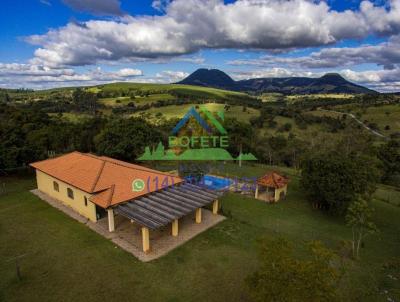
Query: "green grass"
286 94 355 102
98 83 249 98
259 93 283 102
256 115 331 140
86 87 101 93
133 103 259 123
48 112 93 122
308 104 400 135
373 184 400 207
99 93 176 107
355 105 400 134
0 166 399 301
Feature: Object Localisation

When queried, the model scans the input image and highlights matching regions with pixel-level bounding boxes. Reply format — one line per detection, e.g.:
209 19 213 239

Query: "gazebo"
254 172 288 202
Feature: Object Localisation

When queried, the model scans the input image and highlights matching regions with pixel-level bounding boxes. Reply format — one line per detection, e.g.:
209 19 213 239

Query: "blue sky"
0 0 399 91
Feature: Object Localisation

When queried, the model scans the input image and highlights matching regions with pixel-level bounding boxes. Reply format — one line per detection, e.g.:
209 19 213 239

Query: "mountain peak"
177 68 236 90
321 72 343 78
317 73 350 86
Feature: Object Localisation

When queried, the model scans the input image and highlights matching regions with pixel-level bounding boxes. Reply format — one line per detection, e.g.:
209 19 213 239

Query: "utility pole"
239 144 242 167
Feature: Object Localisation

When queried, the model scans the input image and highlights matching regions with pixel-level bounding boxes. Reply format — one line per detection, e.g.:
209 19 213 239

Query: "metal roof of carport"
114 183 222 230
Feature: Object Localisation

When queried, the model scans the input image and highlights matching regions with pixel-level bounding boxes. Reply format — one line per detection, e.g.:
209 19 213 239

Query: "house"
254 172 288 202
30 152 220 253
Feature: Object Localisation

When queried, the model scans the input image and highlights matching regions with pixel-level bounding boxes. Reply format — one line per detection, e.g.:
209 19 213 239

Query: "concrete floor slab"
31 189 225 262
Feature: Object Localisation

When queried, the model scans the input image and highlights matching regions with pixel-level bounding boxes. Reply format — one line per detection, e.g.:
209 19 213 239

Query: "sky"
0 0 399 91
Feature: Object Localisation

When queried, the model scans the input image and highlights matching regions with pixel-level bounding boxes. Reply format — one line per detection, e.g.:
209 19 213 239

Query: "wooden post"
212 200 219 214
274 188 280 202
172 219 179 236
141 227 150 253
107 208 115 232
255 184 259 199
195 208 202 223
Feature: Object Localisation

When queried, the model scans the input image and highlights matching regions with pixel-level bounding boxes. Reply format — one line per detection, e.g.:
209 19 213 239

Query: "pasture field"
257 115 329 141
286 93 355 101
352 104 400 134
132 103 260 123
98 83 249 98
307 104 400 134
99 93 175 107
48 112 92 122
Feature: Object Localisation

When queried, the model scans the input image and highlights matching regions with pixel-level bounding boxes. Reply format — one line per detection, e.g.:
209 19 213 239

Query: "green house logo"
138 106 256 161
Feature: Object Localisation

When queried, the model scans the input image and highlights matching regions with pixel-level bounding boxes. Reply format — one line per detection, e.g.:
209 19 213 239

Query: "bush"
246 237 339 302
301 153 379 214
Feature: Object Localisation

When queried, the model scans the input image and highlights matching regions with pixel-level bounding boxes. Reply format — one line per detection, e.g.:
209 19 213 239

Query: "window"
67 188 74 199
84 196 88 206
53 181 59 192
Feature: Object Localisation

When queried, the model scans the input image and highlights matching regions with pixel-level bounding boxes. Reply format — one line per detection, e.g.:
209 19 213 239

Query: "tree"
281 122 292 132
246 237 339 302
72 88 98 114
94 117 163 161
301 153 379 214
377 139 400 186
346 197 378 259
224 118 255 159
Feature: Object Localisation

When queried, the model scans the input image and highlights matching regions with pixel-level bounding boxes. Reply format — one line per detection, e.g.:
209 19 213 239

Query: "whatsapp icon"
132 179 145 192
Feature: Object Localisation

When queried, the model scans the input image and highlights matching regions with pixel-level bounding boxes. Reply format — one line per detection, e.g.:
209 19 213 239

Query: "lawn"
133 103 259 123
0 165 399 302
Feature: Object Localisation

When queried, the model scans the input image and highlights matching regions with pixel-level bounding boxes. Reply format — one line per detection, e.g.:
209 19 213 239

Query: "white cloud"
0 63 142 89
40 0 51 6
228 35 400 69
232 68 323 81
152 0 171 13
25 0 400 67
155 70 189 82
114 68 143 77
62 0 124 16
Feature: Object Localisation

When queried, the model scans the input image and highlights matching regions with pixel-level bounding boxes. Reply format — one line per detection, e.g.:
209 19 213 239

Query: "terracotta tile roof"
257 172 288 189
30 151 183 208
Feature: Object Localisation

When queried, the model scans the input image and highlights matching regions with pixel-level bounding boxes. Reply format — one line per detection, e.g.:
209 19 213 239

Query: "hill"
177 68 237 90
177 69 376 94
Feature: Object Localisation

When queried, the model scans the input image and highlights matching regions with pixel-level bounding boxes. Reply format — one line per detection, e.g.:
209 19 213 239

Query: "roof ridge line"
271 173 278 187
106 184 115 208
97 155 179 178
29 151 82 166
81 152 177 177
107 161 177 177
90 160 106 192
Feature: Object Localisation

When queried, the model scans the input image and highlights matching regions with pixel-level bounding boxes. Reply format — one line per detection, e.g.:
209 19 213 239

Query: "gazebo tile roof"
257 172 288 189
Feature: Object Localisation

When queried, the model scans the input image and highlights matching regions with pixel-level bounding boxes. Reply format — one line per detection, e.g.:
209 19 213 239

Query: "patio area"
31 189 225 262
97 210 225 261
